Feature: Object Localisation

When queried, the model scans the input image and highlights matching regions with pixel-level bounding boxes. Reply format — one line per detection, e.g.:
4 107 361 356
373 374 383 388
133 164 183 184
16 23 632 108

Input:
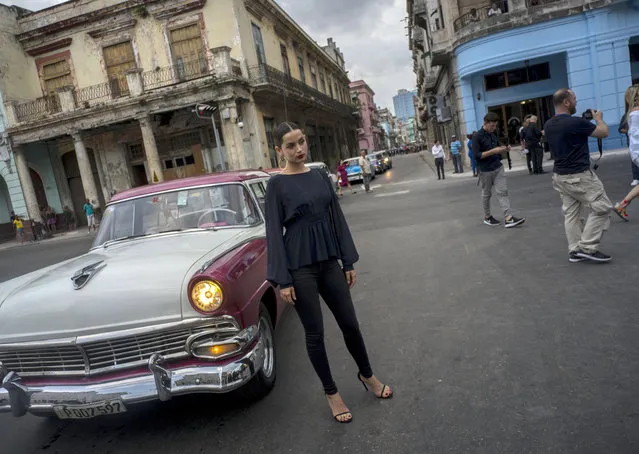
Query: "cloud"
278 0 414 115
6 0 415 115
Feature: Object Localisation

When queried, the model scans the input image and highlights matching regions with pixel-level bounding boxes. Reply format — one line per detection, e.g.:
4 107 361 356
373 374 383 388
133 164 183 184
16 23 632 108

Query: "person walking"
613 85 639 220
83 199 96 233
358 150 373 193
467 133 477 177
519 116 533 174
336 160 354 197
432 140 446 180
450 135 464 173
544 88 613 263
265 122 393 424
472 112 526 228
619 112 639 187
12 214 25 244
523 115 545 174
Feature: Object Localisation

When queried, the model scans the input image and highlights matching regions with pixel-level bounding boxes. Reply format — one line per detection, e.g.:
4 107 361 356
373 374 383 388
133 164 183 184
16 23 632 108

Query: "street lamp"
195 103 226 172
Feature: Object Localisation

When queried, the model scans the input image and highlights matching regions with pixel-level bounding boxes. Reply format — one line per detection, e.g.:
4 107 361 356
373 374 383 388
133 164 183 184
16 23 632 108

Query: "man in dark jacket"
523 115 544 174
472 112 526 228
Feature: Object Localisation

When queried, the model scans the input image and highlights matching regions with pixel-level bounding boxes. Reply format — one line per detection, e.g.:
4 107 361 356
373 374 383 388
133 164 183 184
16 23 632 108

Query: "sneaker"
504 216 526 228
569 251 586 263
483 216 501 227
631 180 639 187
575 250 612 263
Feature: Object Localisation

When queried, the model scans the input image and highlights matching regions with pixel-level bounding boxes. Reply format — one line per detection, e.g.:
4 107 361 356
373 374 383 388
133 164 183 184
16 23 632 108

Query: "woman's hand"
280 286 296 305
345 270 357 289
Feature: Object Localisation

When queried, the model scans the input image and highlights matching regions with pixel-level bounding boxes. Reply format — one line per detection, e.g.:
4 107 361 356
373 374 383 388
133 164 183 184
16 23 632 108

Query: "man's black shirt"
522 124 543 147
472 128 503 173
543 114 596 175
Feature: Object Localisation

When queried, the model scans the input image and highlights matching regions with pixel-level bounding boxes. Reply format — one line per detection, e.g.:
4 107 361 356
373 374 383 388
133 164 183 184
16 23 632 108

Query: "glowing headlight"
384 158 389 163
191 280 223 312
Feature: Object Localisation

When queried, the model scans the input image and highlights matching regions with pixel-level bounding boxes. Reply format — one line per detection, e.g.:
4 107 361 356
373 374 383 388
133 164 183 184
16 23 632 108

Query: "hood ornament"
71 261 106 290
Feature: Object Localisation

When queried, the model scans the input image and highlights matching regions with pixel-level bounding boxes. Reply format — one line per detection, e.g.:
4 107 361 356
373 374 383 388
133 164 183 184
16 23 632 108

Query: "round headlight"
191 280 223 312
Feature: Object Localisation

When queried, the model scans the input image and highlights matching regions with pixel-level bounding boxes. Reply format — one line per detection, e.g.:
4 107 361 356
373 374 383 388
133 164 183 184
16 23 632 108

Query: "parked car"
305 162 339 191
0 171 284 419
370 151 393 171
343 157 376 183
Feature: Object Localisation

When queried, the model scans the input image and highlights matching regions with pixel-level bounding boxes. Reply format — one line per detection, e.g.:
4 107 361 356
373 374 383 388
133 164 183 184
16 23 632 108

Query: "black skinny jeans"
290 260 373 395
435 157 445 179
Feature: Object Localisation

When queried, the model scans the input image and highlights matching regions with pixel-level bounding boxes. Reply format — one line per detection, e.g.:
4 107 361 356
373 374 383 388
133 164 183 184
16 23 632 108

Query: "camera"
582 109 594 120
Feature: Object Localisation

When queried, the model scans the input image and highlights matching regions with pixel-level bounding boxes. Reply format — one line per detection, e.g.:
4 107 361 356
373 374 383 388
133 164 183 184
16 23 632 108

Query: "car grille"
0 319 239 377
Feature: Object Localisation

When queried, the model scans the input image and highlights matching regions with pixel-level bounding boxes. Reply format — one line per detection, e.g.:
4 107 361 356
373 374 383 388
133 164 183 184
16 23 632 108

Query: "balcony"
454 1 510 33
429 29 451 66
248 64 354 117
413 1 428 29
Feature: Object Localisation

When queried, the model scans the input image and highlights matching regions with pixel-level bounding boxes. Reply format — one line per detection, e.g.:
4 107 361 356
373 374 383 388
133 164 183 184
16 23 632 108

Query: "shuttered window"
169 23 207 79
103 41 136 95
42 59 73 93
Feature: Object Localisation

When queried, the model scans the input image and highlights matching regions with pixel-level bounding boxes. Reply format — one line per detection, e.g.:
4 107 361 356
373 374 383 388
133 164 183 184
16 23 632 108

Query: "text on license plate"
53 400 127 419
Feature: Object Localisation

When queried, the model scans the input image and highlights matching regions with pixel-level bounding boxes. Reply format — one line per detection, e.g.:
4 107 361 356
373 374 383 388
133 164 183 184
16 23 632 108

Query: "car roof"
305 162 327 167
110 170 270 203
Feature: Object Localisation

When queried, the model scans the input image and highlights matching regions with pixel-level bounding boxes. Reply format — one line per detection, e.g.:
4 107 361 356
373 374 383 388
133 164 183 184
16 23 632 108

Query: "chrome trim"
71 261 106 290
0 337 267 417
185 325 258 360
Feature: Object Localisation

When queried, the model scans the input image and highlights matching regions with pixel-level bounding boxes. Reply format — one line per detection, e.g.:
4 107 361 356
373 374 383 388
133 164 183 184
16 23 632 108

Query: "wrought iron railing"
248 64 354 117
142 54 214 91
454 1 509 32
525 0 561 6
231 59 243 77
14 95 61 122
74 77 129 106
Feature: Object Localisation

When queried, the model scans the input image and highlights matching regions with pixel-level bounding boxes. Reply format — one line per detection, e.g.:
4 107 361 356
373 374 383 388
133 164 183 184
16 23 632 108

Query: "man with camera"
544 88 613 263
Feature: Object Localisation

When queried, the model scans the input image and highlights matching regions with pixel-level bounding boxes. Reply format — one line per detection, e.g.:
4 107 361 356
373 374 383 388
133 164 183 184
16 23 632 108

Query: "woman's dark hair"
274 122 301 147
466 134 473 140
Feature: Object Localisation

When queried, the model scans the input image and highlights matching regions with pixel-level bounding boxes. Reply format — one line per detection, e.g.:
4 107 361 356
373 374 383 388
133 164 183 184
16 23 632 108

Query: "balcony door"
252 23 266 67
280 44 291 77
170 23 207 80
42 59 72 94
103 41 136 97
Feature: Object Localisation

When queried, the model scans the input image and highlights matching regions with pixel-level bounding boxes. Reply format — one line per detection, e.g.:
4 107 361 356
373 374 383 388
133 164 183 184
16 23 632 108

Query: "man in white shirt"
488 3 502 16
432 140 446 180
358 150 373 192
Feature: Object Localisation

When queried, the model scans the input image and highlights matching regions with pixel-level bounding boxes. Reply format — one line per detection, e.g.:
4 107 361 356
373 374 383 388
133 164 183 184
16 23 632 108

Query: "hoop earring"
279 155 286 169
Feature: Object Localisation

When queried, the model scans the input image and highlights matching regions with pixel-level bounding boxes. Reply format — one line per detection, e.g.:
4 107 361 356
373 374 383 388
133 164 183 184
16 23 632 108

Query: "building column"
137 115 164 183
13 145 44 223
70 131 101 209
219 101 246 170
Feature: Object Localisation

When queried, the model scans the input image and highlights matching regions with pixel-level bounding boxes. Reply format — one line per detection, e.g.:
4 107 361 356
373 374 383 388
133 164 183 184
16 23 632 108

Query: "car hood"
0 229 260 343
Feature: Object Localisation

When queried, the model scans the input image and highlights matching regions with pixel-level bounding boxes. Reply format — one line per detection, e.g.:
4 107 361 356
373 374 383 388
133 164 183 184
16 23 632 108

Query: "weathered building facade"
408 0 639 154
350 80 382 153
1 0 356 224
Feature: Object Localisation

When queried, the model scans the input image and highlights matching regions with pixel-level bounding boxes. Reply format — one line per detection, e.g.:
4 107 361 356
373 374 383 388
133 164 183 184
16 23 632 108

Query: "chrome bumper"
0 331 265 417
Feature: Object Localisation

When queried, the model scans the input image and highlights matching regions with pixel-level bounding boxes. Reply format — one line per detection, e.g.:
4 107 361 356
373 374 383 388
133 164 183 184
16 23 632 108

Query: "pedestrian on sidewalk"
432 140 446 180
45 206 57 233
544 88 613 263
523 115 545 174
472 112 526 228
63 205 76 231
467 133 477 177
450 135 464 173
613 85 639 220
618 112 639 187
12 214 25 244
83 199 97 233
519 116 533 174
358 151 373 193
265 122 393 424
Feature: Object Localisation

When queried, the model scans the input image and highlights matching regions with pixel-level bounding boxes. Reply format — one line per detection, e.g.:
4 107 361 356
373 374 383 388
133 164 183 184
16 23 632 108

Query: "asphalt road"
2 152 639 453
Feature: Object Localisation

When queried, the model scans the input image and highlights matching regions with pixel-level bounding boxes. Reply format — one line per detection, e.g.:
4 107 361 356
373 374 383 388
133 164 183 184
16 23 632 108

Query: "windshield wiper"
102 234 148 248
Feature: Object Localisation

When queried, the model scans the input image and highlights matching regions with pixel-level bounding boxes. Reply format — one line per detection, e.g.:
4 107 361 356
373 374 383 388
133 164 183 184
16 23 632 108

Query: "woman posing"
614 85 639 220
265 122 393 424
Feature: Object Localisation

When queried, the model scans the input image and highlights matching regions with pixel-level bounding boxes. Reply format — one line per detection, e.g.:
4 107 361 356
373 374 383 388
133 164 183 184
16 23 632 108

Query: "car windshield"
345 159 359 167
92 183 261 248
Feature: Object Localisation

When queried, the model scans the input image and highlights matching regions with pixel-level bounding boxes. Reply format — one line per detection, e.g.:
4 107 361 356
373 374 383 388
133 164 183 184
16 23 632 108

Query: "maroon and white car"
0 171 284 419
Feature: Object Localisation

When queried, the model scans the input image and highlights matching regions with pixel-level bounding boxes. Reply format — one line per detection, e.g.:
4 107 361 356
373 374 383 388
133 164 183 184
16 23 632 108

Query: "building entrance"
488 95 554 145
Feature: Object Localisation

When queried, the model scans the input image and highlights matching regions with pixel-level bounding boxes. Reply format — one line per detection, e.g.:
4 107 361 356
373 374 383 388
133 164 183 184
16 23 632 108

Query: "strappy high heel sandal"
333 411 353 424
357 373 393 399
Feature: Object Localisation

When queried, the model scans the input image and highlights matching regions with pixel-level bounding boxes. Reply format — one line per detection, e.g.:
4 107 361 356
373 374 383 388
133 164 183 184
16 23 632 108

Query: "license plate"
53 400 127 419
348 175 359 181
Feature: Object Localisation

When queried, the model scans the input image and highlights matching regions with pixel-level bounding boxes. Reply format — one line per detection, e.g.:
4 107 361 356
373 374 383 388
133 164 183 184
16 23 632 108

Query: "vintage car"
370 151 393 172
343 157 377 183
0 171 284 419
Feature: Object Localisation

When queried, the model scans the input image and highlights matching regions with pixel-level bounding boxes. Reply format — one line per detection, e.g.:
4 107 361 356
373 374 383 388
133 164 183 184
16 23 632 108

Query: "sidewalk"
0 229 88 253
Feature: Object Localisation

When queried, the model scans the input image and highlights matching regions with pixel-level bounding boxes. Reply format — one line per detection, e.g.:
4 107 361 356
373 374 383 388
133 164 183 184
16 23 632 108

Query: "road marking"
374 190 410 198
371 184 382 189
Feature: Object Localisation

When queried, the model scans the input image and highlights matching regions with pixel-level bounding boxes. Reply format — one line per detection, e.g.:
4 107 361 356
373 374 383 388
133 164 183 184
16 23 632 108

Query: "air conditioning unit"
436 106 452 123
426 95 444 118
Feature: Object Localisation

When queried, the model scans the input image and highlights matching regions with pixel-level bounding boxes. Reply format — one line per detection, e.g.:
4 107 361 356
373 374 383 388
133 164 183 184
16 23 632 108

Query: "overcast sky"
5 0 415 114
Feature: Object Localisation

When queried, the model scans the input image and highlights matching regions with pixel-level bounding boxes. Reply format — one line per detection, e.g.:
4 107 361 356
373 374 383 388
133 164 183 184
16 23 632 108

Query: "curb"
0 230 88 253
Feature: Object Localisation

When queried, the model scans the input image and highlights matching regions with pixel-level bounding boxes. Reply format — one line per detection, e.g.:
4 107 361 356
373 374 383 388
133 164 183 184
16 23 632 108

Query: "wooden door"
170 24 206 79
42 59 72 93
103 41 136 96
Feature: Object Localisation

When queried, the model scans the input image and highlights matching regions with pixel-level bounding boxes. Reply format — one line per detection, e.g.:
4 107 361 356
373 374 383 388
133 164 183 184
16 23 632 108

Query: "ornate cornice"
153 0 207 20
25 38 72 57
88 19 137 39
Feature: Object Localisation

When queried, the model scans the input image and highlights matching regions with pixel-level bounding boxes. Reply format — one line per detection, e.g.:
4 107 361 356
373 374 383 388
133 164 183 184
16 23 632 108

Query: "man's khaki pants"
552 171 613 253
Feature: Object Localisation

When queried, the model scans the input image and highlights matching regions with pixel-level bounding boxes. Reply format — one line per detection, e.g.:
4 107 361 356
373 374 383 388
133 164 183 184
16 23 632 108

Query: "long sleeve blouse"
265 168 359 288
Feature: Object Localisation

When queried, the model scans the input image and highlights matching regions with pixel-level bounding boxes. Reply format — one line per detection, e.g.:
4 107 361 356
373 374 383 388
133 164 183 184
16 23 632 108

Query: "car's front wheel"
243 303 276 400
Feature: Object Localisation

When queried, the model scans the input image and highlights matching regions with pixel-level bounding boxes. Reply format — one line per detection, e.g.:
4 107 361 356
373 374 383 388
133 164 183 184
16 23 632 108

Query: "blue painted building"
393 89 418 121
455 3 639 151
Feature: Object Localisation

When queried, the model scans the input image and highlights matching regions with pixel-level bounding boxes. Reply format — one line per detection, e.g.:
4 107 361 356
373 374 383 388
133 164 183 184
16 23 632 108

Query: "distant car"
370 151 393 171
367 154 384 175
343 157 376 183
0 170 283 419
